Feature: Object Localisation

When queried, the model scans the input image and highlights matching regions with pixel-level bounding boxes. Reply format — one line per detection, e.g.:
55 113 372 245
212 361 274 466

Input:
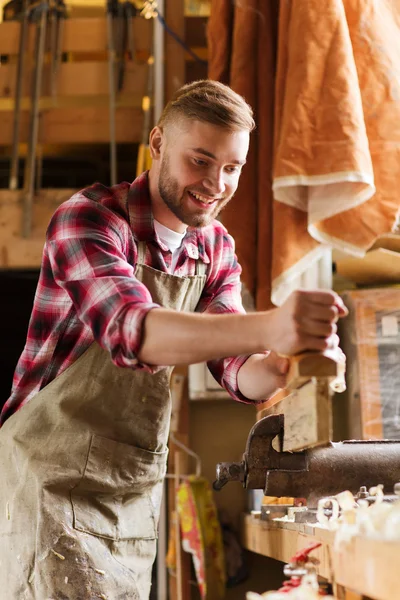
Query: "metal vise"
214 414 400 508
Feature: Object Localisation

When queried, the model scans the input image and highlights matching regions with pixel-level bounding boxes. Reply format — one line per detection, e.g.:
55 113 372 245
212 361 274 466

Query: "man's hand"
237 329 344 402
237 352 290 401
265 290 348 356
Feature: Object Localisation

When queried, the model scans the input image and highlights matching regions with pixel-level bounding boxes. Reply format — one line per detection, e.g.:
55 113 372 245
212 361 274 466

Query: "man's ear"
149 126 163 160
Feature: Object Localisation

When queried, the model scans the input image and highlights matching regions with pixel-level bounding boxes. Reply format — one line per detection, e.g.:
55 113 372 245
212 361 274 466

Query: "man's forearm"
137 289 348 368
137 308 273 366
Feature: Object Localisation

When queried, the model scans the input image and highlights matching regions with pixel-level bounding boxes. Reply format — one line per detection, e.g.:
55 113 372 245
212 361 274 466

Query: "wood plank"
168 367 191 600
334 536 400 600
336 248 400 285
286 351 339 391
257 379 332 452
0 61 147 99
0 17 152 55
0 106 142 145
371 232 400 253
0 189 76 268
0 93 143 111
242 513 400 600
241 514 334 580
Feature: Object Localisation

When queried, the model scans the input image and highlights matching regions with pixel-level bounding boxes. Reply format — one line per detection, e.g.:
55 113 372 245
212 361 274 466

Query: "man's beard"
158 155 230 228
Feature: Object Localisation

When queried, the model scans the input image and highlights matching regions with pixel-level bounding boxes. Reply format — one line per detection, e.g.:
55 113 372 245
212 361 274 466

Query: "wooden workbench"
242 513 400 600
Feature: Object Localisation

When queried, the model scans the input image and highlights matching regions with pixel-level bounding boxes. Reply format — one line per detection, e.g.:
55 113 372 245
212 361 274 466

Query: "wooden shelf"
242 513 400 600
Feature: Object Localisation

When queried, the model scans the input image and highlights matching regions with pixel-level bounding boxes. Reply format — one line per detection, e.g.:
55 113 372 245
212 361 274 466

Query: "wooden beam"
0 106 142 145
165 0 186 101
286 351 339 391
0 189 76 268
257 379 332 452
0 17 152 55
0 61 147 100
241 514 333 580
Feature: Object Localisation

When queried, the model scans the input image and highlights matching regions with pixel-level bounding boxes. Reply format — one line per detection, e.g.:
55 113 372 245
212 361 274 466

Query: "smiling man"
0 80 346 599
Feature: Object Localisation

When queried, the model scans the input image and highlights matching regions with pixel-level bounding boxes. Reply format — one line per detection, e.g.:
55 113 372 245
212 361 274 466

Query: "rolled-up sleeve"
46 198 161 371
196 229 256 403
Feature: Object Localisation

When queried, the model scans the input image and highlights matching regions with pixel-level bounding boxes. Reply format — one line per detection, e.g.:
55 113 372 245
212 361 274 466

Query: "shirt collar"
127 171 210 264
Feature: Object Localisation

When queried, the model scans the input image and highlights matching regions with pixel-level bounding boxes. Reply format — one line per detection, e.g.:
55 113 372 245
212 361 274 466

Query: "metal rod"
9 0 30 191
156 481 168 600
106 1 117 186
51 1 66 100
153 0 164 123
23 3 48 238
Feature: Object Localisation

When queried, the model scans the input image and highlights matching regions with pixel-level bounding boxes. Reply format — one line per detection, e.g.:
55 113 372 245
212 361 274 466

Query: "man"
0 80 346 599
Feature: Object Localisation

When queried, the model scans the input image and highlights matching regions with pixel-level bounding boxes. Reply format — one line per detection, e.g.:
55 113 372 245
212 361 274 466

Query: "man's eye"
226 166 240 174
193 158 207 167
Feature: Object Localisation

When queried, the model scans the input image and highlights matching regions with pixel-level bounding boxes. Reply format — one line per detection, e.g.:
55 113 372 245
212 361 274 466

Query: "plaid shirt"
1 172 254 425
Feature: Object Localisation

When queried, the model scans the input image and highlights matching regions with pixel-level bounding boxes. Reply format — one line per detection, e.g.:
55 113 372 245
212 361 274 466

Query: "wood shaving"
28 570 35 584
95 568 106 575
50 549 65 561
65 576 69 584
6 502 10 520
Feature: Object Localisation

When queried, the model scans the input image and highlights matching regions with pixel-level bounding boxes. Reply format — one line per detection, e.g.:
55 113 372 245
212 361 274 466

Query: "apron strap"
137 241 147 265
195 259 207 277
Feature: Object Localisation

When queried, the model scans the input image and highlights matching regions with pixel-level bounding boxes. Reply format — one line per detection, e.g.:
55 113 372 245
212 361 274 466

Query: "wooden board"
0 17 152 55
0 189 76 267
165 0 186 100
0 61 147 100
371 233 400 253
0 106 142 145
286 351 339 391
257 379 332 452
335 248 400 285
339 289 400 440
242 513 400 600
241 514 334 580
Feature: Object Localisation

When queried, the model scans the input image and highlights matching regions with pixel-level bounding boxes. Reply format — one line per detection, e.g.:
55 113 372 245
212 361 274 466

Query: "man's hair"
158 80 255 132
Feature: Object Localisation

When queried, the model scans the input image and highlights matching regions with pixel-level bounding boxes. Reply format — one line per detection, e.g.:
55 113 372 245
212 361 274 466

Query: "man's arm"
138 289 347 367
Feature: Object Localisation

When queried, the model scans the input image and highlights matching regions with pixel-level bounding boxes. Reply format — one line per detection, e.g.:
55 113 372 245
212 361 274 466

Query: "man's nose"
203 170 226 195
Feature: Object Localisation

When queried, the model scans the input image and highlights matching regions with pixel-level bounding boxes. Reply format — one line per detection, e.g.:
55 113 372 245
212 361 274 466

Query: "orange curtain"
208 1 400 308
208 0 279 310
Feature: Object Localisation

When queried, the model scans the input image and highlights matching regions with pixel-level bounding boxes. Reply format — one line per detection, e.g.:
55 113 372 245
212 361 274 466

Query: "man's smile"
187 190 222 208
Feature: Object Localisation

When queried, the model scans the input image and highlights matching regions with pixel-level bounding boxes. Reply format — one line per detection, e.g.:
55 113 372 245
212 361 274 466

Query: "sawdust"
50 549 65 561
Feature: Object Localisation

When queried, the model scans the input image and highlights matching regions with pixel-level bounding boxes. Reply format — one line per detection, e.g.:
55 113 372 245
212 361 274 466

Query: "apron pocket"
71 434 168 541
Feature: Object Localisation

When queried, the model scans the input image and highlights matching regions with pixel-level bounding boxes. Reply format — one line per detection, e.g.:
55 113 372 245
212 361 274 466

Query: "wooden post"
164 0 185 101
168 368 191 600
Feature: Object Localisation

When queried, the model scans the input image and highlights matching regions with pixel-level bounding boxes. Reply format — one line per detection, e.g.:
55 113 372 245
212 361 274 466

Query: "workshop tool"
22 0 49 238
106 0 119 186
8 0 30 191
117 1 137 92
49 0 67 99
214 412 400 516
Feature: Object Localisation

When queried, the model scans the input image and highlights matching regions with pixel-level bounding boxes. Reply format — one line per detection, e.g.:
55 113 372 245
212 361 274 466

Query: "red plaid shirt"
1 172 254 424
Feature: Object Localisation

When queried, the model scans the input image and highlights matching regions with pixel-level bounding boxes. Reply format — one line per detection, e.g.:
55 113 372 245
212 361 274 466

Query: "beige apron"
0 241 206 600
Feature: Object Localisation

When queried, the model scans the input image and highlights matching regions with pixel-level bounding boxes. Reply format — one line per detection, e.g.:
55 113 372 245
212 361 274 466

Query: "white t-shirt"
153 219 186 271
